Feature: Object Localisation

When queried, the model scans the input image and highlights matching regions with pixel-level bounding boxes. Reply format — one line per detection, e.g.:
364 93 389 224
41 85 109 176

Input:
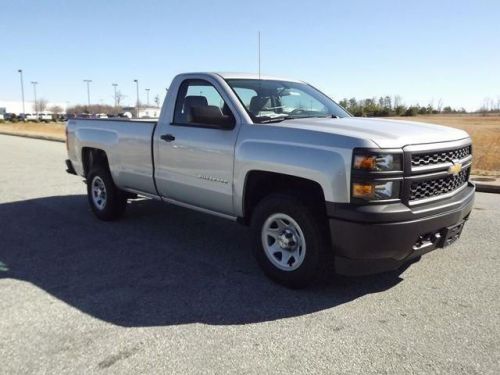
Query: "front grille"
410 167 470 201
411 145 471 167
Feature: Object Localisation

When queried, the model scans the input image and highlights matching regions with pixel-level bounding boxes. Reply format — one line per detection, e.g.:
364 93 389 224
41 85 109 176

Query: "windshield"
225 79 350 123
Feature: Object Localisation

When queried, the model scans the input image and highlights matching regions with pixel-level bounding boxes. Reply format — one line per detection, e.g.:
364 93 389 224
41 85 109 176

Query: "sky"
1 0 499 111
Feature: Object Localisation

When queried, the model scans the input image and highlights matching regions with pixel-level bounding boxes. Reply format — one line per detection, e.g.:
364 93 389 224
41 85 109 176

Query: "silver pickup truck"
66 72 475 287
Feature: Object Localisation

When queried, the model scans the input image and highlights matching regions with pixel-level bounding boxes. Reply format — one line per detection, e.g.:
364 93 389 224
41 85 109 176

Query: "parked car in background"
39 113 53 122
24 113 39 121
4 113 18 121
118 112 133 119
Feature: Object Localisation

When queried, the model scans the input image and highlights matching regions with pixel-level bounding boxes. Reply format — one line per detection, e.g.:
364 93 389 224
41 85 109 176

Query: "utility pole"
112 83 118 107
31 81 38 115
83 79 92 108
133 79 139 118
18 69 25 114
145 88 150 107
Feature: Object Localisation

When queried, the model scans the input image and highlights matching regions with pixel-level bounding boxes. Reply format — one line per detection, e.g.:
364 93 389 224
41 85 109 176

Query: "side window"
173 79 235 129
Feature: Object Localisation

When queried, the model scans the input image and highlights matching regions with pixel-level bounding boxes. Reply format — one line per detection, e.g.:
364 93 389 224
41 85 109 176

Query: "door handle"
161 134 175 142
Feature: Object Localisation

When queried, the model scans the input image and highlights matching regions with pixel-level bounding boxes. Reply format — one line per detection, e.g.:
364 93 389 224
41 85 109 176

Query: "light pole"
18 69 25 115
145 88 150 107
31 81 38 115
112 83 118 107
83 79 92 108
133 79 139 118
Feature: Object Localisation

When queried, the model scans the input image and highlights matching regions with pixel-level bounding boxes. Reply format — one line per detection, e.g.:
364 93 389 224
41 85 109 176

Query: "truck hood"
272 117 469 148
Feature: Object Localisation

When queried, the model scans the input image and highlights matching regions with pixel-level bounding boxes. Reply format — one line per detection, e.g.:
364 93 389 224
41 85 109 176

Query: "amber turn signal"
353 155 377 170
352 183 375 199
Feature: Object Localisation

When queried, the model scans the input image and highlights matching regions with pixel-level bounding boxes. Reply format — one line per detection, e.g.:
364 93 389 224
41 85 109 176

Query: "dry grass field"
0 122 65 141
394 114 500 175
1 114 499 174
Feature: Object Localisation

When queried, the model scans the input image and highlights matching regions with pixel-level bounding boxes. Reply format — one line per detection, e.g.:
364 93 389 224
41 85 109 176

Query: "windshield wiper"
306 114 339 119
258 114 340 123
258 116 295 124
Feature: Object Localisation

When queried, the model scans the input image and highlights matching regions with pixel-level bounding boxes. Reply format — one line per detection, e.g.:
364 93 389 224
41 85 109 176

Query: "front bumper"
328 182 475 276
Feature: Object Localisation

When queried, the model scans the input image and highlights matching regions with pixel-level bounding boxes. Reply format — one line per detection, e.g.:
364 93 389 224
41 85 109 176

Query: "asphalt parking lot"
0 134 499 374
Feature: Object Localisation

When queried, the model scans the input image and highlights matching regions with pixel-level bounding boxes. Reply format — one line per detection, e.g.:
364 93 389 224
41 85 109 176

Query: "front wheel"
87 167 127 221
251 194 330 288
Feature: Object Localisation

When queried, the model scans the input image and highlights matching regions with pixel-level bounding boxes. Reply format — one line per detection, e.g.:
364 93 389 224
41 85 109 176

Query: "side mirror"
191 106 235 130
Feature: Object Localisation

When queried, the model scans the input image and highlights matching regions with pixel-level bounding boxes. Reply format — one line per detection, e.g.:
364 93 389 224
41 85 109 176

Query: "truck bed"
67 118 158 195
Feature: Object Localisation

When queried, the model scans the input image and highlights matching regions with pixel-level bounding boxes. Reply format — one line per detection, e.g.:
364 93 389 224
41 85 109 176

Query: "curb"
0 131 65 143
470 176 500 194
472 183 500 194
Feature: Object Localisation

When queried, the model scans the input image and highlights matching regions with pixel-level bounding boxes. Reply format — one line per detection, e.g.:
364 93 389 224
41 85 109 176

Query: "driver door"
154 79 238 215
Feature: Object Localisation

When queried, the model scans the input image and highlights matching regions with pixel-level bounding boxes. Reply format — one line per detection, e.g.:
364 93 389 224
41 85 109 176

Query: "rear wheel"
87 167 127 221
251 194 330 288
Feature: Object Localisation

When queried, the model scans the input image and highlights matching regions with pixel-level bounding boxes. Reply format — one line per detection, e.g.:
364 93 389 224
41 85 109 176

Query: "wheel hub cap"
91 176 107 210
261 213 306 272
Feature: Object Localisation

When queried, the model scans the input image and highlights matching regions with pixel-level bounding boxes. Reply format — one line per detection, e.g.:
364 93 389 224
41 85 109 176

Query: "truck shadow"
0 195 409 327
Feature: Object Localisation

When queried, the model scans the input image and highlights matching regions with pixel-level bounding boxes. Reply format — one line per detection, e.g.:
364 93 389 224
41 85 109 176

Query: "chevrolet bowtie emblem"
448 162 463 175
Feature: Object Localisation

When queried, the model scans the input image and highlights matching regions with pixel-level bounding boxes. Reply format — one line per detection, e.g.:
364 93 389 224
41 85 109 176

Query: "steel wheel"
91 176 107 210
261 213 306 271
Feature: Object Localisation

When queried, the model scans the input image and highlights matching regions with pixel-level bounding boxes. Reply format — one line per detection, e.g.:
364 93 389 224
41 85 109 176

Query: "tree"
49 105 63 114
115 90 126 107
338 98 349 109
66 104 123 116
34 98 48 113
404 106 419 116
378 97 384 109
383 96 392 111
394 95 402 108
437 99 443 113
329 94 463 117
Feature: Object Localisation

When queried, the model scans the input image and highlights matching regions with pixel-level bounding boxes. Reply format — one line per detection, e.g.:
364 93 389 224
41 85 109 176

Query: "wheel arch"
82 147 110 178
240 170 327 224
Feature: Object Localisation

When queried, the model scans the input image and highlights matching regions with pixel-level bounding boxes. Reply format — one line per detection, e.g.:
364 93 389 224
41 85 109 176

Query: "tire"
251 193 330 288
87 166 127 221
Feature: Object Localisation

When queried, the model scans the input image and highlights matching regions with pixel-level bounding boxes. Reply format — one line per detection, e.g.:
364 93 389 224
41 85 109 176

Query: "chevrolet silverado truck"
66 72 475 288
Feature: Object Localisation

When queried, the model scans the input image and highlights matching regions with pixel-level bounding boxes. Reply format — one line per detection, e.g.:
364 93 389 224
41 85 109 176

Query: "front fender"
233 139 352 217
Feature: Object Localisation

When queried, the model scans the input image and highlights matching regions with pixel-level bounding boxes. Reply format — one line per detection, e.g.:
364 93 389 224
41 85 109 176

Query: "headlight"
353 152 402 171
352 181 400 200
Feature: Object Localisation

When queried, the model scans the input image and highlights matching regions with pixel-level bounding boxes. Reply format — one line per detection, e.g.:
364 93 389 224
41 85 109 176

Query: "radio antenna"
258 31 261 80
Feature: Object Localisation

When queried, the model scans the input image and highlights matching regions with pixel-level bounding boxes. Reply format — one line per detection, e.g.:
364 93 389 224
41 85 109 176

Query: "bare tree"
34 98 48 112
115 90 126 106
480 97 491 112
49 105 63 114
393 95 402 108
437 98 443 113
